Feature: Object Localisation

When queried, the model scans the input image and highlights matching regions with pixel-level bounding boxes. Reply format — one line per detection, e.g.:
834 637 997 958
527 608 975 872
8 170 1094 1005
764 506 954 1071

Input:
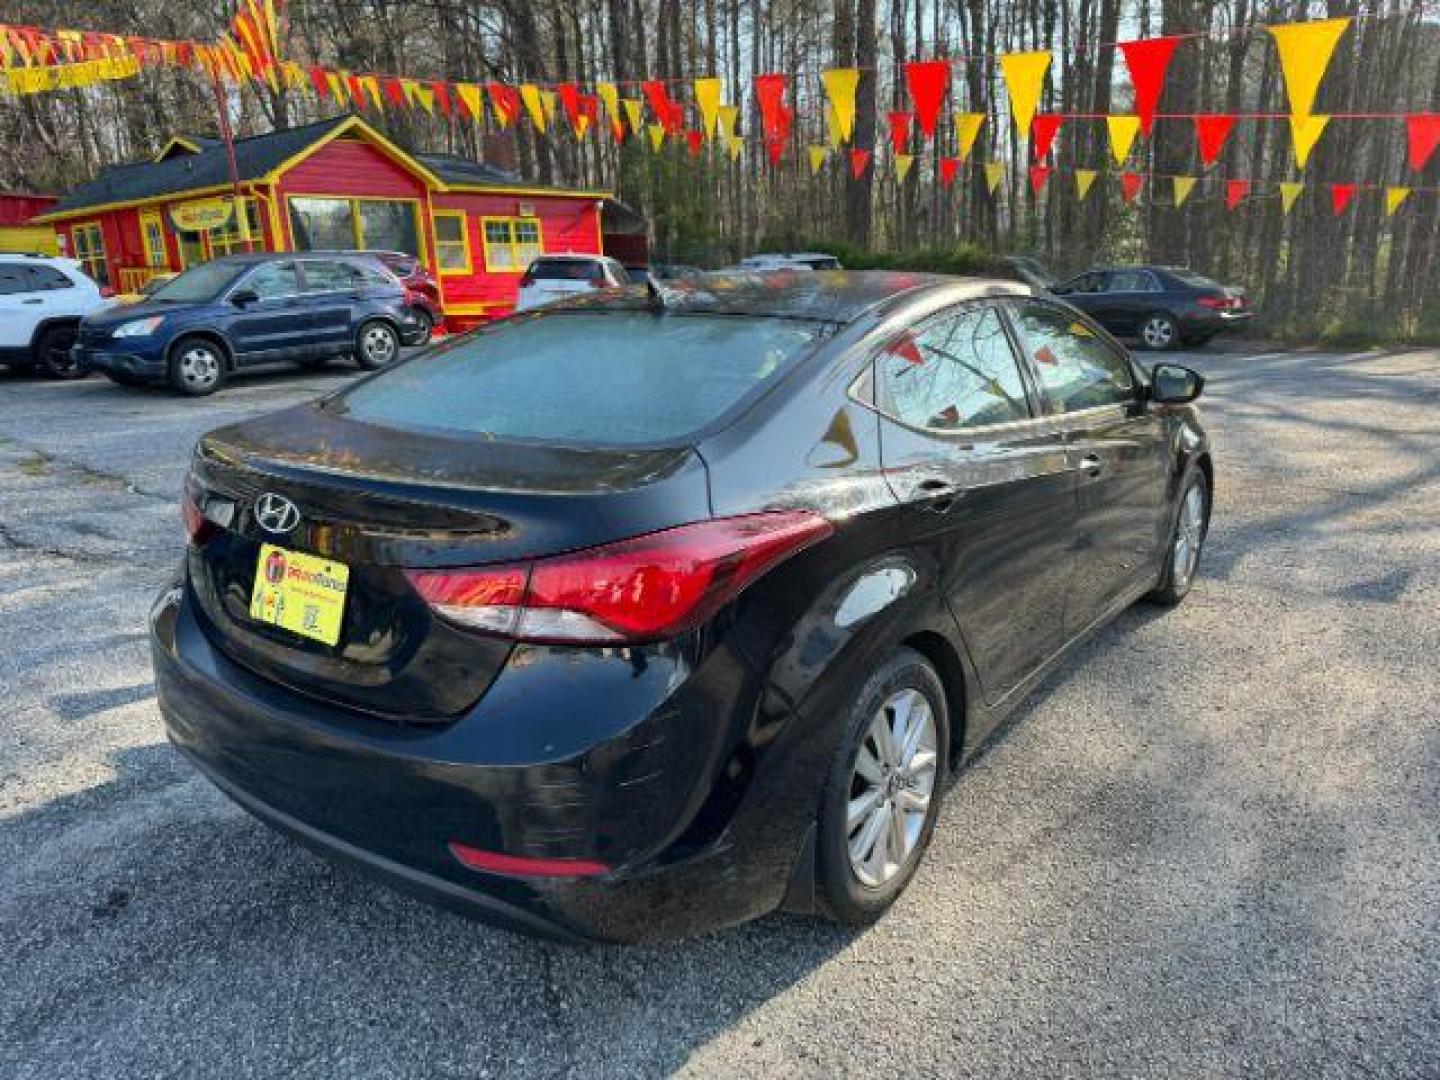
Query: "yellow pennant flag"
455 83 483 123
820 68 860 144
999 51 1051 138
597 82 620 123
1075 169 1098 200
520 84 546 131
539 89 557 120
984 162 1006 194
808 146 828 174
1385 187 1411 216
693 77 723 139
955 112 986 160
895 154 915 182
1106 115 1142 164
1280 182 1304 214
574 115 591 140
1289 114 1330 169
361 75 384 111
1172 176 1197 207
326 71 347 103
623 98 646 137
647 123 666 152
727 135 744 161
282 61 306 90
718 104 740 141
1268 18 1350 118
414 82 436 115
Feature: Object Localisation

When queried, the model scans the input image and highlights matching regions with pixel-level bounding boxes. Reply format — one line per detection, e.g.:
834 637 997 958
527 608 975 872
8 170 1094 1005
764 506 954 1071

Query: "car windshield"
335 311 823 445
529 259 606 281
1166 268 1222 289
147 262 245 302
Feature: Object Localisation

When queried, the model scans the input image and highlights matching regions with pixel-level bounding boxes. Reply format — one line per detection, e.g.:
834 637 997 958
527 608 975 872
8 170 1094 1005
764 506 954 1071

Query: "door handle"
912 476 962 512
1077 452 1104 477
21 298 43 305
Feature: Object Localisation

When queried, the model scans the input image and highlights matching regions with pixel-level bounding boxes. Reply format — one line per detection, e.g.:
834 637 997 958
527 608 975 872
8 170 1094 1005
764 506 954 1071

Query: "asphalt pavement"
1 346 1436 1078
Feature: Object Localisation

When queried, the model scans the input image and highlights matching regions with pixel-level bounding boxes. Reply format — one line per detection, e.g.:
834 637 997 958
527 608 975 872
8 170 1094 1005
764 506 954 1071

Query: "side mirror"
1150 362 1204 404
229 289 259 307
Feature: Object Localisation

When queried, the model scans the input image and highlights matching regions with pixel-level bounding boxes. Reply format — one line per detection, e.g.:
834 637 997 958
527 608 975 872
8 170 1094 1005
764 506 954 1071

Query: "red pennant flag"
433 81 453 118
382 77 405 108
610 119 627 145
686 130 705 157
754 74 789 142
765 138 784 166
347 74 368 111
903 60 951 139
939 157 960 188
850 148 872 179
488 83 521 127
642 80 673 120
1031 114 1064 161
888 111 913 155
662 101 687 135
1121 172 1144 203
1118 37 1181 137
310 66 330 98
1225 179 1250 210
558 83 584 131
1195 115 1236 167
1330 183 1357 215
1029 165 1051 194
1406 115 1440 173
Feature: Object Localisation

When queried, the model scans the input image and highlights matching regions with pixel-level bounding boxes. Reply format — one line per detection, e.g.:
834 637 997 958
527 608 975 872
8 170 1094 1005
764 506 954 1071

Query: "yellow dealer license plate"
248 543 350 646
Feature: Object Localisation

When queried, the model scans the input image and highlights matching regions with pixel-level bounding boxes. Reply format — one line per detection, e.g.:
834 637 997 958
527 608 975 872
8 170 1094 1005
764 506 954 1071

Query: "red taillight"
99 285 116 298
519 271 535 288
182 481 218 546
406 511 833 644
448 841 608 878
1197 295 1236 311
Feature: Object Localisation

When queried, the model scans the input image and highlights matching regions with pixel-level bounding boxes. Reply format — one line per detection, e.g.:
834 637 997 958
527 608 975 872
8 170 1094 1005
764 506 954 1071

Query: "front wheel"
35 326 84 379
1138 312 1181 351
168 337 226 396
354 320 400 370
1147 469 1210 605
816 648 950 927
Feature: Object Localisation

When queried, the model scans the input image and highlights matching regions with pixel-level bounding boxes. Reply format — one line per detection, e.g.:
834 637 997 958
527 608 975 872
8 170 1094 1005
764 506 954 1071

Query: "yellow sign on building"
169 197 245 234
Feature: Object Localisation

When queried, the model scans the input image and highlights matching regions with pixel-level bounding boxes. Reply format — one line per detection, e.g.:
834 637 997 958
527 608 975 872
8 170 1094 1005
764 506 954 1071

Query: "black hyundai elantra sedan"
153 271 1212 942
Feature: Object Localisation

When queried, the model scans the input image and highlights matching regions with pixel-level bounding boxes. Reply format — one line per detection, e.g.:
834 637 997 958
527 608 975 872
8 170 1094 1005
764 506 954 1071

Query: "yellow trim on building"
478 215 544 274
432 210 472 275
257 116 446 190
138 210 167 267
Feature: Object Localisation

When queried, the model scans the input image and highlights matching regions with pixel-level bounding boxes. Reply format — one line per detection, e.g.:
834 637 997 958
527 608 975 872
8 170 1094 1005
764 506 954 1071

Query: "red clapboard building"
33 115 645 328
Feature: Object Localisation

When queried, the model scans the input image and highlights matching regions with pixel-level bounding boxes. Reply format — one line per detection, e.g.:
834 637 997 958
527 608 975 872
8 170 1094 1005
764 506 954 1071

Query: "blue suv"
76 253 421 396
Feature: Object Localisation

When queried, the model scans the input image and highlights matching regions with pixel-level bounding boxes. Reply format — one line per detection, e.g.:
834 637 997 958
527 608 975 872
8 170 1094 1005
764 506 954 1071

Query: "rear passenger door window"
0 263 28 296
26 265 76 291
875 305 1033 431
299 260 357 293
1009 302 1136 413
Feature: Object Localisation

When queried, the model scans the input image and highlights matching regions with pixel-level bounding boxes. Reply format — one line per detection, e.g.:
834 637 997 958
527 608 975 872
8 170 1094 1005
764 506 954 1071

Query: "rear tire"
34 325 84 379
1138 312 1181 351
168 337 226 397
409 307 433 343
1147 469 1209 605
354 320 400 370
816 648 950 927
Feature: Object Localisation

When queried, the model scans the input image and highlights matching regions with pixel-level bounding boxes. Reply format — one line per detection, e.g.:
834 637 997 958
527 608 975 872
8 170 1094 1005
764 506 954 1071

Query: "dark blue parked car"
76 253 421 396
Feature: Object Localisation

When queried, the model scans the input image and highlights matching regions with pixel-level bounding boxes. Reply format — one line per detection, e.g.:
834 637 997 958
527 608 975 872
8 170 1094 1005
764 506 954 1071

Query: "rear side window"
875 305 1032 431
300 260 358 292
1109 270 1160 292
337 311 822 445
26 265 76 290
0 263 28 296
1010 302 1136 413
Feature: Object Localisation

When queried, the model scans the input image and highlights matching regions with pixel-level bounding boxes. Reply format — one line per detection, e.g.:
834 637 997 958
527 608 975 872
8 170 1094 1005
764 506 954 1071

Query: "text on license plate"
248 543 350 645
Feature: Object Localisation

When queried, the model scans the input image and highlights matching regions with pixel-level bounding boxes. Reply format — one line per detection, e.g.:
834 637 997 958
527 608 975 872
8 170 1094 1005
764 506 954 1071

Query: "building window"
210 199 263 257
288 196 421 258
480 216 544 273
139 211 167 268
71 222 108 285
433 211 471 274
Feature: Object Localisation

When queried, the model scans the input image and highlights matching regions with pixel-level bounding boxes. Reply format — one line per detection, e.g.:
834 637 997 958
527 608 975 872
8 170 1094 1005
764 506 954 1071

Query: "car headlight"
113 316 165 338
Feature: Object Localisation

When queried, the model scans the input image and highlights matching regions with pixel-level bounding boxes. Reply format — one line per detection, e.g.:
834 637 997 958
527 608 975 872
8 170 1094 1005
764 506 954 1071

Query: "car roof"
547 270 1031 324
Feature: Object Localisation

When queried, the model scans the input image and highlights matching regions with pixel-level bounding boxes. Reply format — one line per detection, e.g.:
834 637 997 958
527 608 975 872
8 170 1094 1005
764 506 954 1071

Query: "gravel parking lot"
2 346 1437 1078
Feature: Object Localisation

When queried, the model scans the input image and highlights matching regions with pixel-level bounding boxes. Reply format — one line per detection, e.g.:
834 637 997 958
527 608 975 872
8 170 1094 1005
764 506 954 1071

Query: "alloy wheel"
178 345 221 391
1172 482 1206 588
362 325 398 366
846 688 939 888
1142 316 1176 349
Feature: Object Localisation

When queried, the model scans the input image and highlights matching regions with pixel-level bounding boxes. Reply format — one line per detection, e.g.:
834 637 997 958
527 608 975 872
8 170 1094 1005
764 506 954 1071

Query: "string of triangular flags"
6 13 1440 197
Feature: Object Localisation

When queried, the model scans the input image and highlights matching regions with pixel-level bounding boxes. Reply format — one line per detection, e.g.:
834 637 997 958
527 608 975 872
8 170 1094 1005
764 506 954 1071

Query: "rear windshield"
530 259 607 281
1165 268 1222 289
336 311 822 445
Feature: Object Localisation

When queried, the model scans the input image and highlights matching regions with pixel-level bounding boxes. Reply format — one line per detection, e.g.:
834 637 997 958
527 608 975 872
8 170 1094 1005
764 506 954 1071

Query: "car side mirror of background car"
230 289 258 307
1150 363 1205 404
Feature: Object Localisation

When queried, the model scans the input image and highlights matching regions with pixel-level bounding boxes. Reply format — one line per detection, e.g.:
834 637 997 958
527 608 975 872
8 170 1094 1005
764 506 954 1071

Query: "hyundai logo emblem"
254 492 301 535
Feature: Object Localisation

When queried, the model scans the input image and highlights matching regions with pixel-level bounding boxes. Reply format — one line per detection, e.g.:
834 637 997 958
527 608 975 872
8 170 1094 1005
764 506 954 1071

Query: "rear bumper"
1179 309 1253 336
151 579 810 942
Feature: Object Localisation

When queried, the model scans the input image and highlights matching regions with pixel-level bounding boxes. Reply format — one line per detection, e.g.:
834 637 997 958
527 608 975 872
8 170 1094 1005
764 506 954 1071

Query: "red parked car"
346 250 443 343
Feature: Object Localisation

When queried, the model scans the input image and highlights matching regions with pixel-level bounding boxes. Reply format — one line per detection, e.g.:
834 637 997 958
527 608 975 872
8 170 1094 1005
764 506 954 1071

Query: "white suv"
737 252 843 272
516 254 630 312
0 255 112 379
